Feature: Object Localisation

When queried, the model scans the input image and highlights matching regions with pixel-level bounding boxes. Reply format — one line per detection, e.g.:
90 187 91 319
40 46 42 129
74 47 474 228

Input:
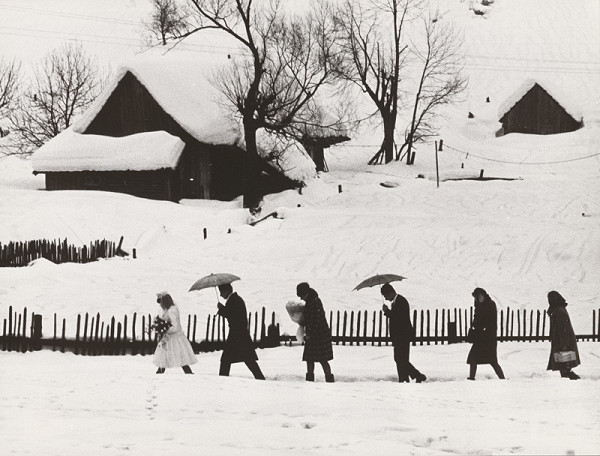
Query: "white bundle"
285 300 305 325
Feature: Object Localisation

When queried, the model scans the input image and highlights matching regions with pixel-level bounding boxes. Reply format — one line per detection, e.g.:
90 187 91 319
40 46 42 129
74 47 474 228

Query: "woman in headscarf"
467 287 505 380
296 282 335 383
547 291 580 380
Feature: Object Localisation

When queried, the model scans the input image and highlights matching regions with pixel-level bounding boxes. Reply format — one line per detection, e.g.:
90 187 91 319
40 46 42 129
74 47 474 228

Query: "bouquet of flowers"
151 316 172 346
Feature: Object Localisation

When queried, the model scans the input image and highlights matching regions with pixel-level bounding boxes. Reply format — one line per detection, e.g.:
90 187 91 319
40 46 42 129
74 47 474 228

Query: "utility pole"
435 141 440 188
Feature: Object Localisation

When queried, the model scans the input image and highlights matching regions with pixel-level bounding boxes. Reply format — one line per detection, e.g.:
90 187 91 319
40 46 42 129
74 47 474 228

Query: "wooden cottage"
32 56 310 203
498 80 583 135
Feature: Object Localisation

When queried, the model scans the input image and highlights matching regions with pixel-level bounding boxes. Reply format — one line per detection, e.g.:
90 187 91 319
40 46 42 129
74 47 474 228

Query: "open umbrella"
353 273 406 291
189 273 240 300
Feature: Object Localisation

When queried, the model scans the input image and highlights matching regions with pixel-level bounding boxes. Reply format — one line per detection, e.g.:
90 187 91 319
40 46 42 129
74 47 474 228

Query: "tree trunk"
382 117 395 164
369 115 396 165
242 121 262 209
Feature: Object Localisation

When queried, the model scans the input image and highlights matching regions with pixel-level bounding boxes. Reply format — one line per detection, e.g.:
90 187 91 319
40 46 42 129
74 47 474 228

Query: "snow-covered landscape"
1 0 599 454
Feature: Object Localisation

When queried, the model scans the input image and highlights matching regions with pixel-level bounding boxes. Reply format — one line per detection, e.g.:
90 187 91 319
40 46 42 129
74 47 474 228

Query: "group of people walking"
152 283 582 382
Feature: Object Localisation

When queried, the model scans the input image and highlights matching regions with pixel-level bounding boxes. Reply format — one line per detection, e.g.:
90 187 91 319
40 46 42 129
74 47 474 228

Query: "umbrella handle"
214 286 220 303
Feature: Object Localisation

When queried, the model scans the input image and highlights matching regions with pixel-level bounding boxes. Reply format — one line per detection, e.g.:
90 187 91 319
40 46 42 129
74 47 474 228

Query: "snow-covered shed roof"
32 130 185 172
72 51 244 147
497 78 583 121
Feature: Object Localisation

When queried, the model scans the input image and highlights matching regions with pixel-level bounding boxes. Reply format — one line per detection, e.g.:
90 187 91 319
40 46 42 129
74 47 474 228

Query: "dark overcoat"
383 294 415 362
302 288 333 362
547 305 580 371
467 298 498 365
217 292 258 363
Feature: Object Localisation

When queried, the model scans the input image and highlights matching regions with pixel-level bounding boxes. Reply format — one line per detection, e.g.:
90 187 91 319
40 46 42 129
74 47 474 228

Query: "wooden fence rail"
1 306 598 355
0 238 117 267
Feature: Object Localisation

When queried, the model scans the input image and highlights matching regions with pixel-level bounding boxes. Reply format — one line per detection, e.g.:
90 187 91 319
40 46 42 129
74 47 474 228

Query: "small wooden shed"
32 56 308 203
498 80 582 135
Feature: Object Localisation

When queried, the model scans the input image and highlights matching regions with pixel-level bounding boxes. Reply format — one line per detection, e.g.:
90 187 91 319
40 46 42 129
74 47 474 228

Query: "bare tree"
182 0 342 206
335 0 418 164
0 58 21 123
399 14 467 163
144 0 189 45
7 43 105 156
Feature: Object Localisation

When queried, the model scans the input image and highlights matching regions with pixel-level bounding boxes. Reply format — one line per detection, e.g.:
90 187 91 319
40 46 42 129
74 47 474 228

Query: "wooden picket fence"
0 306 279 355
326 307 600 345
0 238 118 267
1 306 599 354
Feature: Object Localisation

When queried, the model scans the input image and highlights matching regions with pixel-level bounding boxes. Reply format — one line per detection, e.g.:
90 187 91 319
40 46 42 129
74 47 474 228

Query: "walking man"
381 283 426 383
217 283 265 380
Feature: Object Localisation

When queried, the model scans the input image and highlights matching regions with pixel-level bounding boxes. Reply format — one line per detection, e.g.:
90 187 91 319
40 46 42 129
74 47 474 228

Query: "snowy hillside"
1 1 599 454
1 0 598 333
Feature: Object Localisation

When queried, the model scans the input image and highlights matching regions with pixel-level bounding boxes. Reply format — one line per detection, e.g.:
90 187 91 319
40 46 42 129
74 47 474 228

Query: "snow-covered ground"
1 0 599 454
2 343 600 456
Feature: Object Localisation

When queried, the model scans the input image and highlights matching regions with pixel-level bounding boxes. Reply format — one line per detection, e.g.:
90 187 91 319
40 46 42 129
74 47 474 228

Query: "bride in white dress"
153 292 197 374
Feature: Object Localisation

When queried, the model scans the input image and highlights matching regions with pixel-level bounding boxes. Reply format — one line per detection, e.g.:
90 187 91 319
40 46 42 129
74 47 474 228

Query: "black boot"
182 365 193 374
325 374 335 383
567 370 580 380
306 373 315 382
156 367 165 374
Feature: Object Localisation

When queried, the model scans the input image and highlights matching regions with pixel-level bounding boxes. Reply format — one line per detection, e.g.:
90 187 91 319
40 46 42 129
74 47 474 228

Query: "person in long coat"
381 283 426 383
546 290 580 379
153 292 197 374
296 282 335 382
467 287 505 380
217 283 265 380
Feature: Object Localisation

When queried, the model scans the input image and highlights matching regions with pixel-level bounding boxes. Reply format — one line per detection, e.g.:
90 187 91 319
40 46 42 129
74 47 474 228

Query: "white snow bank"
256 130 317 182
32 130 185 172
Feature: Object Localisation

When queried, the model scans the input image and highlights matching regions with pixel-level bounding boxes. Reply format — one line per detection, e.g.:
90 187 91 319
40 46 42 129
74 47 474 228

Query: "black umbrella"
189 273 240 300
353 273 406 291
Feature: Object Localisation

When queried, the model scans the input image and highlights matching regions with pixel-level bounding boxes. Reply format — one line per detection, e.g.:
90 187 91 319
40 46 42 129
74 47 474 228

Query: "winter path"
1 343 599 455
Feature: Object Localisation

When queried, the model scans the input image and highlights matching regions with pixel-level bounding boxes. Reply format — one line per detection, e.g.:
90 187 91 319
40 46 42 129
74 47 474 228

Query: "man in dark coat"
296 282 335 383
217 283 265 380
546 290 580 379
467 288 505 380
381 283 426 383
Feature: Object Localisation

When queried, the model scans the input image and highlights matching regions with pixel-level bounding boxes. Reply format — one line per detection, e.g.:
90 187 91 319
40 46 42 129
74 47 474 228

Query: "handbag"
553 351 576 363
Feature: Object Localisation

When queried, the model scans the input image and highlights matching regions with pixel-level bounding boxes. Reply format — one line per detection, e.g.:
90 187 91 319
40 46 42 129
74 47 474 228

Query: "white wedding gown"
153 305 198 368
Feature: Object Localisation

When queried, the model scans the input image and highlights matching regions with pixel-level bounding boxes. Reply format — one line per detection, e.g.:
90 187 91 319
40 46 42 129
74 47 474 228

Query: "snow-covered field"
1 0 599 454
2 343 600 456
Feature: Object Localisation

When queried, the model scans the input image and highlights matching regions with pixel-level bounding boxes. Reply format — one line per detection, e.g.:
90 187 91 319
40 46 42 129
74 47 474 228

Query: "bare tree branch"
400 13 467 162
144 0 190 45
334 0 418 164
5 43 106 157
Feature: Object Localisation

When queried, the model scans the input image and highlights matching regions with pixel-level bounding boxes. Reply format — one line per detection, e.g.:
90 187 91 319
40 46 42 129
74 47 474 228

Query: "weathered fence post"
32 314 43 351
75 314 81 355
342 311 348 346
349 311 354 346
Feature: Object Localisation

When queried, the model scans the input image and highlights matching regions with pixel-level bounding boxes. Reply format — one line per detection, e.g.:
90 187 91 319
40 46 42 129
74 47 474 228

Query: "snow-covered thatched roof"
72 51 244 147
32 130 184 172
497 78 584 121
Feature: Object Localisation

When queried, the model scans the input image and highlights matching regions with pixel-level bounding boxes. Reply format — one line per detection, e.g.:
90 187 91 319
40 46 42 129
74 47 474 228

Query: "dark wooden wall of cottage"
500 84 581 135
303 143 326 172
81 71 213 200
45 170 174 201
